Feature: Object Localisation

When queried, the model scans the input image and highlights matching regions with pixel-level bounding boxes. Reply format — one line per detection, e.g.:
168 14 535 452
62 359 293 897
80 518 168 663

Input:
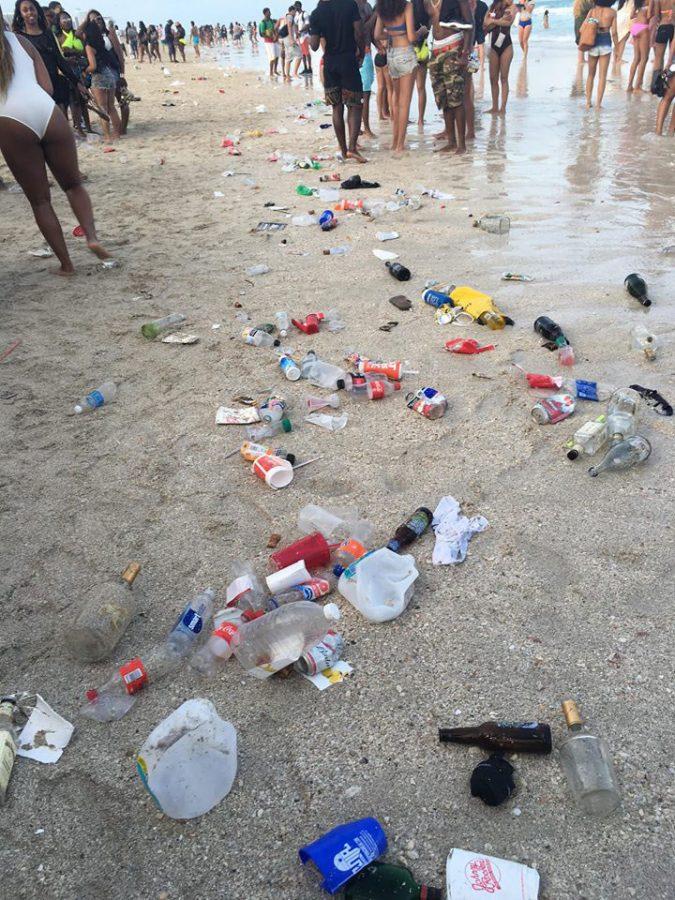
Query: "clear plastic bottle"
332 538 367 577
246 419 292 441
588 435 651 477
74 381 117 414
240 441 295 465
259 397 288 424
301 351 347 390
558 700 620 816
291 214 318 226
629 325 658 361
565 417 608 460
324 308 346 332
141 313 187 340
0 697 18 805
279 354 301 381
166 589 215 654
66 563 141 661
191 608 263 676
323 246 350 257
345 379 401 401
226 560 269 612
234 601 340 678
242 327 280 348
305 393 340 413
275 311 290 338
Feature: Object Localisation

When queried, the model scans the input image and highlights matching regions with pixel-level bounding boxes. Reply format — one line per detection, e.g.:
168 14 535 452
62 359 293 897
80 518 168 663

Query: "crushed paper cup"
252 454 294 489
305 412 348 431
161 333 199 344
372 248 399 262
446 848 539 899
17 695 74 763
215 406 261 425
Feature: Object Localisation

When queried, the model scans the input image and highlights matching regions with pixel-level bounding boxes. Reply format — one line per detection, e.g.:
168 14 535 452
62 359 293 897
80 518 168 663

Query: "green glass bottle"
344 862 443 900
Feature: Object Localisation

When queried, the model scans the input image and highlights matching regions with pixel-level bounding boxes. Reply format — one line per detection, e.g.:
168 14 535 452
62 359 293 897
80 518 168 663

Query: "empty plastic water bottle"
323 246 350 256
291 214 318 226
278 354 301 381
234 601 340 678
167 589 215 655
345 377 402 400
191 608 263 675
141 313 187 340
242 327 280 348
630 325 658 361
301 351 347 390
74 381 117 414
275 311 290 338
246 419 292 441
226 560 269 611
268 578 331 609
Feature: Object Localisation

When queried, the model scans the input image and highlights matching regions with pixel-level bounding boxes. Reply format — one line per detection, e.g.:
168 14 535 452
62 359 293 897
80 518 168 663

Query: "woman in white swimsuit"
0 9 109 274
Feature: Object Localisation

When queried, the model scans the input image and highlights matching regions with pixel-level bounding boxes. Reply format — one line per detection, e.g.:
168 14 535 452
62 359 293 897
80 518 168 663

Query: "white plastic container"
266 560 312 594
136 699 237 819
338 548 418 623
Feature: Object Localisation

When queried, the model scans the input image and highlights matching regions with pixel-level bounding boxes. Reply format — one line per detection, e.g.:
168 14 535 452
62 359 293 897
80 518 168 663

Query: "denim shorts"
91 66 117 90
387 45 417 79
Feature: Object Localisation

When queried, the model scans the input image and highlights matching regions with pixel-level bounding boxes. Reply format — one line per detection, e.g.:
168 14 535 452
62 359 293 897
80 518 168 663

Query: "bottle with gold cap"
66 563 142 662
559 700 620 817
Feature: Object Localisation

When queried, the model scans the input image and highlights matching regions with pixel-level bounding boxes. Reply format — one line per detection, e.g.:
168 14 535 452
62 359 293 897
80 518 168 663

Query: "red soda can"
406 387 448 420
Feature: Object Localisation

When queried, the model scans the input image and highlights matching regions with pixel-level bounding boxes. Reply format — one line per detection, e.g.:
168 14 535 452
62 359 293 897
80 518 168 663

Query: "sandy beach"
1 38 674 900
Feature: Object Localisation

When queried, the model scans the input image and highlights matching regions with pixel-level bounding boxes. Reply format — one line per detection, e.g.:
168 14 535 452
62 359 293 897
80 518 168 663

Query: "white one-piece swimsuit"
0 31 56 139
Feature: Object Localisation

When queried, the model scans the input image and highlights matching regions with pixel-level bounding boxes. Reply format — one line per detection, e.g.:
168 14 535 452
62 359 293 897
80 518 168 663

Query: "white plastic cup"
252 454 294 489
266 560 312 593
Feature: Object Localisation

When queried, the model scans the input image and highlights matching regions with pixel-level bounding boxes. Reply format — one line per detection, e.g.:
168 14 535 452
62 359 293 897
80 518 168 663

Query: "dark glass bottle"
344 862 443 900
386 507 433 553
624 273 650 307
439 720 553 754
533 315 567 348
386 261 411 281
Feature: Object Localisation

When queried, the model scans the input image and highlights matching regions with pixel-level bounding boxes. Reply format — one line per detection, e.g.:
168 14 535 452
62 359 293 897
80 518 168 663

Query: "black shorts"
655 23 674 44
323 51 363 106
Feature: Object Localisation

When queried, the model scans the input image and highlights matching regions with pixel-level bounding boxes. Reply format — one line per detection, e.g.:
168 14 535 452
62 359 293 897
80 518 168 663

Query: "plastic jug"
136 699 237 820
338 548 418 623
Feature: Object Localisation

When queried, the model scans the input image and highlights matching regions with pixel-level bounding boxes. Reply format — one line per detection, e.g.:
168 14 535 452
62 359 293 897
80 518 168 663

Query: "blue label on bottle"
180 607 203 634
575 380 599 402
86 390 105 409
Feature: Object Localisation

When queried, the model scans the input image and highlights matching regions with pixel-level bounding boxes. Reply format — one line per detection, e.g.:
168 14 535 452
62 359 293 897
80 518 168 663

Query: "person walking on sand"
259 8 280 76
0 8 110 273
295 1 313 73
425 0 474 154
374 0 421 156
310 0 368 162
583 0 617 107
190 21 200 58
164 20 176 63
627 0 650 90
484 0 515 115
137 21 150 62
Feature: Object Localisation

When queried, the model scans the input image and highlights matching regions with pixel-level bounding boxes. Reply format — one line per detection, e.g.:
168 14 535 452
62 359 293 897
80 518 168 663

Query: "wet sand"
0 41 674 900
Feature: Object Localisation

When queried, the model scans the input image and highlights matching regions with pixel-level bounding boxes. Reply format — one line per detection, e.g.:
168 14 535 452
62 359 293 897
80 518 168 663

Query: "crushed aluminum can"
406 387 448 420
294 631 345 676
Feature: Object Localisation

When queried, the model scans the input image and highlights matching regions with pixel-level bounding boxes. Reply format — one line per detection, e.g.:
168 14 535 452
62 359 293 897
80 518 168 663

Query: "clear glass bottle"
66 563 142 662
558 700 620 816
0 697 19 805
629 325 658 361
588 435 651 477
566 416 608 460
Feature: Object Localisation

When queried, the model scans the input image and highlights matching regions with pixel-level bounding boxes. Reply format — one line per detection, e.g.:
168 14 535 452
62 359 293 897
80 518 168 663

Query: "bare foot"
346 149 368 163
586 100 592 108
436 142 457 153
55 264 75 276
455 146 467 155
433 130 447 139
87 240 111 260
484 107 499 114
363 129 377 138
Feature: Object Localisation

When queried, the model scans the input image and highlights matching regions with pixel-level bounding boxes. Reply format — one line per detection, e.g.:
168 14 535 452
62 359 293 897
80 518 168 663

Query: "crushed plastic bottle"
234 601 340 678
268 578 331 609
297 505 374 543
275 311 290 338
246 419 292 441
338 548 418 623
291 214 318 227
141 313 187 340
345 377 402 400
588 435 651 477
305 393 340 413
136 699 237 820
66 563 142 661
301 351 347 390
191 608 263 675
225 561 269 611
242 327 280 348
74 381 117 414
246 264 271 276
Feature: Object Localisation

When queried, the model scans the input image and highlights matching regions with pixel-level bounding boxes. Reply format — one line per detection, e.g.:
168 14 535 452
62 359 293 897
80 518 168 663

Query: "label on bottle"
213 620 240 645
178 606 204 634
337 540 365 561
226 575 254 607
406 510 431 536
85 390 105 409
119 658 148 695
423 289 450 308
0 730 17 799
496 721 540 729
369 381 386 400
279 356 299 377
534 394 575 424
407 387 448 419
574 380 600 402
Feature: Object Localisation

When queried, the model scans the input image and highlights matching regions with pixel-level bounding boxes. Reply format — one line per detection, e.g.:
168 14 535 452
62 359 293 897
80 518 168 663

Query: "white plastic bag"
136 699 237 819
338 548 418 623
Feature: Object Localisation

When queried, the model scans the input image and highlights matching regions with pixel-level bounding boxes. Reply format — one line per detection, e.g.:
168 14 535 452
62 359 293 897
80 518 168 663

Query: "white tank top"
0 31 55 139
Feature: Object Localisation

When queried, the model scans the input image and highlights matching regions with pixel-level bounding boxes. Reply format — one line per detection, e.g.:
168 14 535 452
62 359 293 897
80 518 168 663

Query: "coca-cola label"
369 381 386 400
213 621 240 644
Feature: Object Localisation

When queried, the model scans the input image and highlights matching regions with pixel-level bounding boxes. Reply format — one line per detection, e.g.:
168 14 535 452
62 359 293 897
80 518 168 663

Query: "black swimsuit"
491 24 512 54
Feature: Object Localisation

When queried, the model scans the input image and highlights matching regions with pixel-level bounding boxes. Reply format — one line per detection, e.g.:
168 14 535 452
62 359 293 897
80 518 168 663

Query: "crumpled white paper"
432 496 488 566
17 695 74 763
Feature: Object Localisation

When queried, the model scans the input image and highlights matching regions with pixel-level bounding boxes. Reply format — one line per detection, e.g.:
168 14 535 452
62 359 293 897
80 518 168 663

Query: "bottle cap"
566 447 580 461
281 417 292 433
284 453 296 466
561 699 583 727
333 564 345 577
336 378 346 390
323 602 341 621
470 754 516 807
122 562 141 585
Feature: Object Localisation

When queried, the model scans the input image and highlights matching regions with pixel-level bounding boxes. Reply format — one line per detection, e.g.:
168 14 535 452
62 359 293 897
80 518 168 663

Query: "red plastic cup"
270 532 331 571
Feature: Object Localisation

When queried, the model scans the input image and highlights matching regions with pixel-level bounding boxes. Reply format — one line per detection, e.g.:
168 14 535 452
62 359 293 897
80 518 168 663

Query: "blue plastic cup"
298 817 387 894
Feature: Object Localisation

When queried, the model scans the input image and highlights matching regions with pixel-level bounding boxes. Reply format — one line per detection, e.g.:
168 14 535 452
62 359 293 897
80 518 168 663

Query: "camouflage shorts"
429 48 466 110
325 86 363 108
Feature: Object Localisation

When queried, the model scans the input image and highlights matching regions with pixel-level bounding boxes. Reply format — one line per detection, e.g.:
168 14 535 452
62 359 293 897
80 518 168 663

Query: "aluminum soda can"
294 631 345 676
423 288 452 309
406 387 448 420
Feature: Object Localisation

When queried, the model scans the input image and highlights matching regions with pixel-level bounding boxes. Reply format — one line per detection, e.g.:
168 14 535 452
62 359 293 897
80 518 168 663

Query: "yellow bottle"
446 285 506 330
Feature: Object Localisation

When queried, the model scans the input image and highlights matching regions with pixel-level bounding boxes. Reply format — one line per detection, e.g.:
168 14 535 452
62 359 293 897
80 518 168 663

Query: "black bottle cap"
336 378 345 390
273 339 281 347
285 453 296 466
470 754 516 807
567 448 579 461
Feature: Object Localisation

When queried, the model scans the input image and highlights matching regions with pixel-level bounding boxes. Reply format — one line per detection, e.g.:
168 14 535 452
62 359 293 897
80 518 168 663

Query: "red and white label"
213 621 240 645
226 575 254 607
119 658 148 695
369 381 386 400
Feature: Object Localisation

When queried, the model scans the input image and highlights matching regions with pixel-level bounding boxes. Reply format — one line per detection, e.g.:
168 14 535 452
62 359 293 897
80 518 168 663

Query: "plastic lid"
73 405 84 414
566 448 579 461
323 602 341 621
285 453 296 466
281 417 292 433
333 564 345 578
336 378 345 390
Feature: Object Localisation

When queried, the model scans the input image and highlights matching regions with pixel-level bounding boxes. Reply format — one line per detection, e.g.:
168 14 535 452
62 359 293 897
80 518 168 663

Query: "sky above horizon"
65 1 296 26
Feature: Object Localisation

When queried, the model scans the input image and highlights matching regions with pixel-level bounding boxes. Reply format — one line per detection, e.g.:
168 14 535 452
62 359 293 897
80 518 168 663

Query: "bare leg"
416 62 427 126
361 91 376 137
499 45 513 113
523 24 531 53
586 54 598 107
395 70 415 151
331 101 348 156
465 73 475 139
627 38 639 90
346 102 366 161
91 86 111 141
635 32 650 89
655 81 675 133
596 51 611 106
487 48 500 112
390 75 401 152
0 113 73 273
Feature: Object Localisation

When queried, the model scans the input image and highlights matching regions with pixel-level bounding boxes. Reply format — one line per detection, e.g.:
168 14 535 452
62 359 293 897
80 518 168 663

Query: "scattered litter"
376 231 399 241
216 407 261 425
501 272 533 282
28 246 53 258
299 818 387 893
246 264 271 276
445 338 495 354
389 294 411 310
213 190 224 198
372 248 399 261
305 411 348 431
302 660 352 690
475 214 510 234
446 849 539 899
161 333 199 344
255 221 286 232
101 259 120 269
17 695 74 763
